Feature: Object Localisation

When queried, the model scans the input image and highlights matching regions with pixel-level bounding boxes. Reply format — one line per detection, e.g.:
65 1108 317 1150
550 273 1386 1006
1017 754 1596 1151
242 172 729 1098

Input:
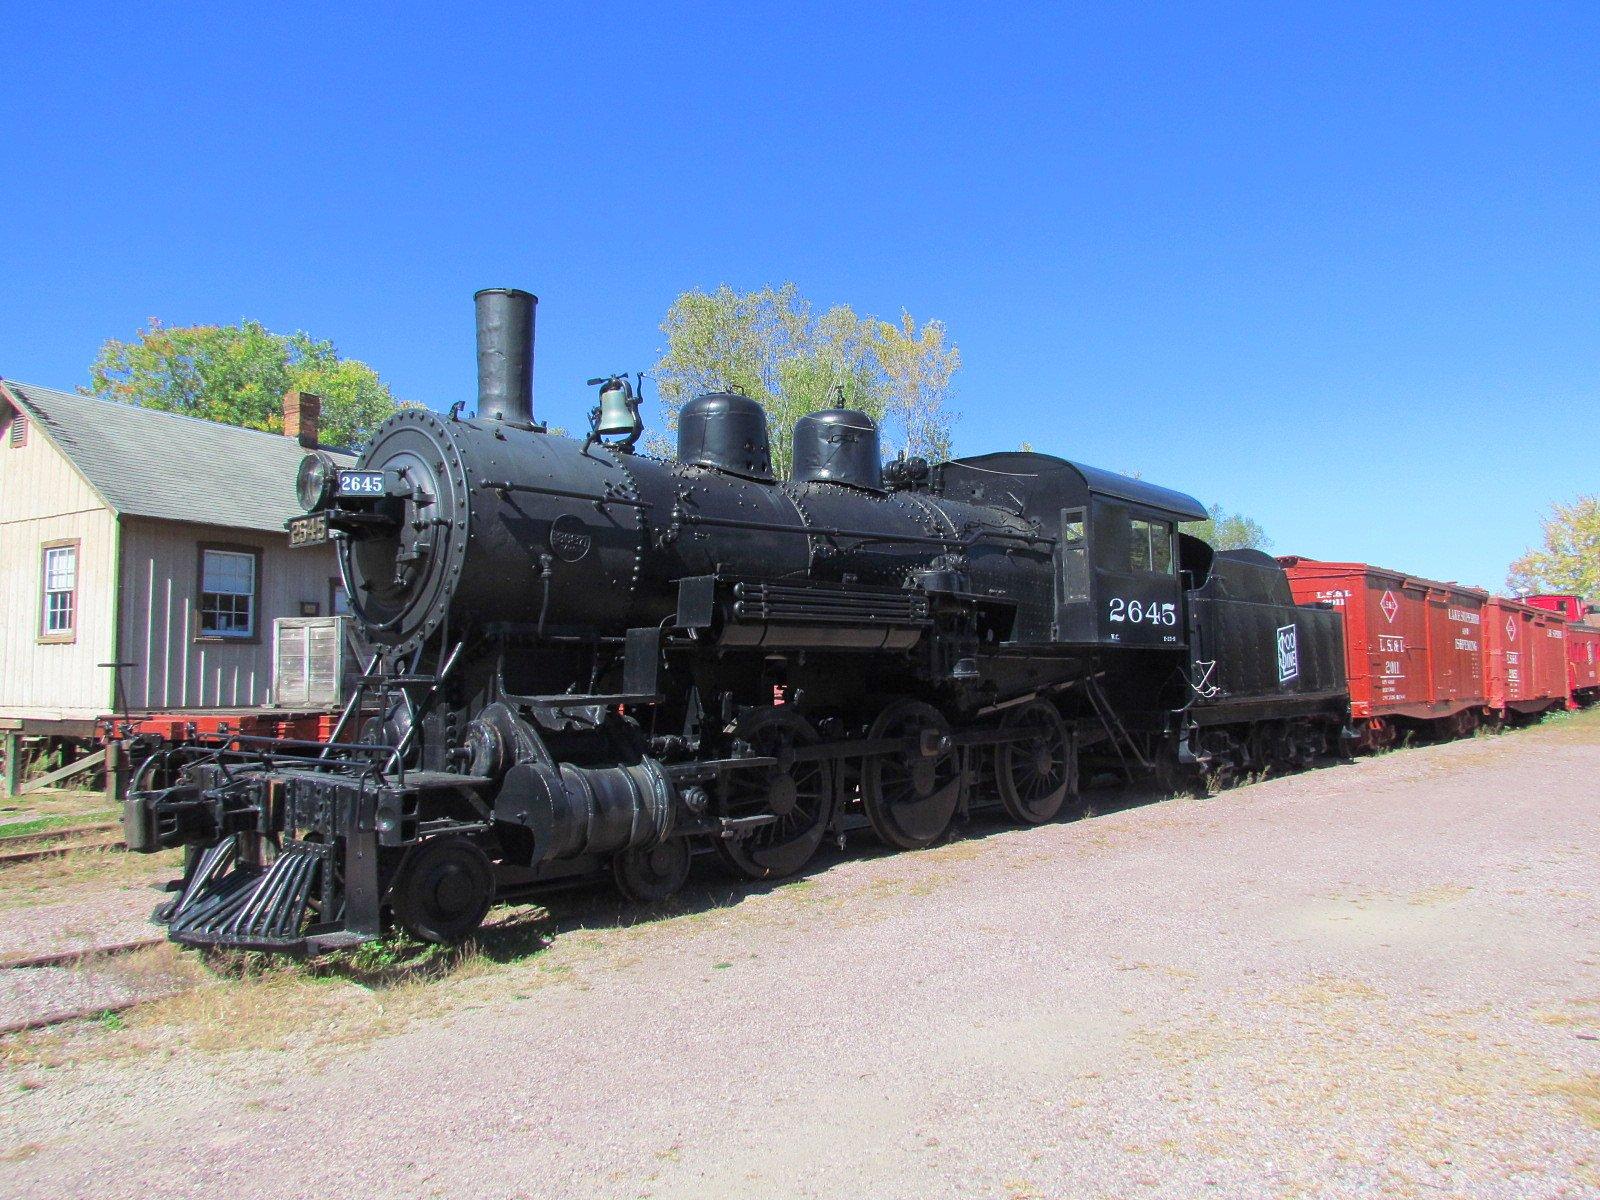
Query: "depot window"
197 546 260 640
1128 518 1174 574
39 541 78 642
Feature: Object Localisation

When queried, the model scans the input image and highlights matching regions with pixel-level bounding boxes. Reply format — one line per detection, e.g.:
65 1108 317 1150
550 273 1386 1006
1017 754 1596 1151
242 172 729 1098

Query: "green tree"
651 284 958 474
1507 495 1600 598
871 311 959 462
1193 503 1271 551
88 318 401 447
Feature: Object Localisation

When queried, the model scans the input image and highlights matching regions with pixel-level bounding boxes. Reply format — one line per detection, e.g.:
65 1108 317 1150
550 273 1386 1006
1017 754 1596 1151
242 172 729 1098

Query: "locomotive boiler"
124 287 1345 953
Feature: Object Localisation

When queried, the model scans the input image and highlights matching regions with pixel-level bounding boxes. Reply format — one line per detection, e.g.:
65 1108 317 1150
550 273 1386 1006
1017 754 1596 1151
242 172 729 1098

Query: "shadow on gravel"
300 756 1371 988
371 772 1199 981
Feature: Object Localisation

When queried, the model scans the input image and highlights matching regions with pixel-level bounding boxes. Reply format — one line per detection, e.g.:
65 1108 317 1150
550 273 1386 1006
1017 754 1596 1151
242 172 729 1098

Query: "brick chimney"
283 391 321 447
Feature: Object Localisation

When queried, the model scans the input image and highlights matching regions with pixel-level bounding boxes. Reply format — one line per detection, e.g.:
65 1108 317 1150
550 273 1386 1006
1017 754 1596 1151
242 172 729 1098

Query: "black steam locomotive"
124 288 1347 953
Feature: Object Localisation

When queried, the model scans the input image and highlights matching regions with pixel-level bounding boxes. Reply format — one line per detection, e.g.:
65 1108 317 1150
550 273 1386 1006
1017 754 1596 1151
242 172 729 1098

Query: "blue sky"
2 3 1595 591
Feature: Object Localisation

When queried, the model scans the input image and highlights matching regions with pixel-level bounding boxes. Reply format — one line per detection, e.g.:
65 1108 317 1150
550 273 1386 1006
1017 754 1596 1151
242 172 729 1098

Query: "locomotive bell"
597 378 636 436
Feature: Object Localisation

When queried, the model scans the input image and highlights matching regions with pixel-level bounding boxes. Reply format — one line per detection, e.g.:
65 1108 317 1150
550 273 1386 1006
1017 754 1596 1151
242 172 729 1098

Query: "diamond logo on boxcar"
1505 616 1516 641
549 514 593 563
1380 590 1399 623
1276 624 1300 683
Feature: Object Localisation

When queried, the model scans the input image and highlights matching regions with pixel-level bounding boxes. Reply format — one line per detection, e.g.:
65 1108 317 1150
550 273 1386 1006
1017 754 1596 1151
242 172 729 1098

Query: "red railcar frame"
1482 598 1572 715
101 709 340 746
1279 558 1488 734
1524 593 1600 704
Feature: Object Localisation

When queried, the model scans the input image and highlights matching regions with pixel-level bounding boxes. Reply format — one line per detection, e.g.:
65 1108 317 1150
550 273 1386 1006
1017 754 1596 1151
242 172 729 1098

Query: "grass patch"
1540 1073 1600 1130
0 788 113 826
0 846 183 912
0 811 119 840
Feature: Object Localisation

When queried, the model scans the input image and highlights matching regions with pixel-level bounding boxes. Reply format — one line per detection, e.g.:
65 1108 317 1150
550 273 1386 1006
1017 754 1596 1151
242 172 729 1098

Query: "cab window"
1058 508 1088 602
1150 520 1173 573
1128 518 1174 574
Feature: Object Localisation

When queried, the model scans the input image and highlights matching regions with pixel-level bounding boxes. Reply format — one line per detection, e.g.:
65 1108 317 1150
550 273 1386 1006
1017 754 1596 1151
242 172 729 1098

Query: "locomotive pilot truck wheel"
388 836 495 944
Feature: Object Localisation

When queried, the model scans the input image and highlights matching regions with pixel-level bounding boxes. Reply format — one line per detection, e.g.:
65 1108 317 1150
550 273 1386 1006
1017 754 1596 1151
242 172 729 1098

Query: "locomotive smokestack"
474 287 538 425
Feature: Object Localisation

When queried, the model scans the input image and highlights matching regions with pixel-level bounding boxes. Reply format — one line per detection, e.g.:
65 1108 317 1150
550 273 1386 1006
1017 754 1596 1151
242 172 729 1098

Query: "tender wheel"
714 707 835 881
862 699 964 850
613 838 691 903
388 835 494 944
995 700 1074 824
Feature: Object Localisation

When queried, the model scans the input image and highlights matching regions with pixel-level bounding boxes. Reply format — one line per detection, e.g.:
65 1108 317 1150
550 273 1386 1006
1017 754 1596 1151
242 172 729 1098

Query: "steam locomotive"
123 288 1347 953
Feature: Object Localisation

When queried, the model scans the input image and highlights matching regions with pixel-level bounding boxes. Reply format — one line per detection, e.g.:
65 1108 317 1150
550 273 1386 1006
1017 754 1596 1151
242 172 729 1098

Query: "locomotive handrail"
481 480 651 508
673 510 1053 548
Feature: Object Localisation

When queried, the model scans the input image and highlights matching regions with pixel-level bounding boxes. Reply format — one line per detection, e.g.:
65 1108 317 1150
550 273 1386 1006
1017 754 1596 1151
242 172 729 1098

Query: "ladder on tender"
1084 675 1151 781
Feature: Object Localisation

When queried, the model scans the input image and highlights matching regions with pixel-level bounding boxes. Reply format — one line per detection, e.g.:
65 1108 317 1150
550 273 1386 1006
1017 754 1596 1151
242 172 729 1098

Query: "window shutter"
274 622 310 707
305 620 341 707
9 415 27 447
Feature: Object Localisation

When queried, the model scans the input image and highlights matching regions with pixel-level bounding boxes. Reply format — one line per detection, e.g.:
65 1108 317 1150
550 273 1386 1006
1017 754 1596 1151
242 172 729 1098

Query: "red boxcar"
1279 558 1487 736
1522 593 1600 705
1481 597 1570 716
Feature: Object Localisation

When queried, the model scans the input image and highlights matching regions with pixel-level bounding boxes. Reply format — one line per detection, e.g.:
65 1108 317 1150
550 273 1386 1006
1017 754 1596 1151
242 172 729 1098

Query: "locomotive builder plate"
288 513 329 548
549 513 593 562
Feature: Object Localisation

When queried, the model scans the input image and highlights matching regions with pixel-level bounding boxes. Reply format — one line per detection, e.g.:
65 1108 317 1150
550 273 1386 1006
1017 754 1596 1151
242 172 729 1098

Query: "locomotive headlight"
296 451 336 513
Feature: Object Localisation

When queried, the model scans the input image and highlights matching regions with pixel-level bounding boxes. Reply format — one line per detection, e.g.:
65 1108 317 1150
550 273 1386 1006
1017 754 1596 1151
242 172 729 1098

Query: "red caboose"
1279 558 1487 743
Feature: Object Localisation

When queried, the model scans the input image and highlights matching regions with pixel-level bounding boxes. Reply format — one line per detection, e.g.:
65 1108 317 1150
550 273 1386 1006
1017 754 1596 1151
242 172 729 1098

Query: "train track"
0 831 125 868
0 936 165 972
0 820 120 849
0 935 173 1036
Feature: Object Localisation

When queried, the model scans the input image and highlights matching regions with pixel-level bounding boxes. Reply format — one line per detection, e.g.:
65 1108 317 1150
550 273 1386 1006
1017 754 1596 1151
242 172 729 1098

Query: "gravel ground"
0 883 165 960
0 855 178 1030
2 719 1598 1199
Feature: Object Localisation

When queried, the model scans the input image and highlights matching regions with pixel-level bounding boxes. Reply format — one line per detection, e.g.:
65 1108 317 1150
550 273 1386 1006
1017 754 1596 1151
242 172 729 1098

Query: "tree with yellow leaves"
652 284 958 474
1507 496 1600 598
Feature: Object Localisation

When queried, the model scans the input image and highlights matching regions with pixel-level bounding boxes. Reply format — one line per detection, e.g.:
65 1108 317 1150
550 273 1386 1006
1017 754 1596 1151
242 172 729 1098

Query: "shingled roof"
0 381 354 533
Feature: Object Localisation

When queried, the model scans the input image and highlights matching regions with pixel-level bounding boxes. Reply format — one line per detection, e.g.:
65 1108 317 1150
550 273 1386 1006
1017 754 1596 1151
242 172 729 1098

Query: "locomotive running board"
161 837 336 951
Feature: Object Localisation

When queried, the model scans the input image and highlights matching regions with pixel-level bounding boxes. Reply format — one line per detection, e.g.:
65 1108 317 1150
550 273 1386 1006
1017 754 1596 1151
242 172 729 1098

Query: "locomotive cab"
934 452 1207 647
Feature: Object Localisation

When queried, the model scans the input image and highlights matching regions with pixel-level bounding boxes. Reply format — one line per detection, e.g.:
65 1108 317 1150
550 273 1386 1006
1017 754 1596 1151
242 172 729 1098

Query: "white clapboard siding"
0 409 118 720
118 518 342 711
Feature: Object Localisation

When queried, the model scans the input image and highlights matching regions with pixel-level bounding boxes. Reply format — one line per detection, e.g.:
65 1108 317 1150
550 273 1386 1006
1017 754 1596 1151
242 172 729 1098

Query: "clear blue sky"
3 4 1595 591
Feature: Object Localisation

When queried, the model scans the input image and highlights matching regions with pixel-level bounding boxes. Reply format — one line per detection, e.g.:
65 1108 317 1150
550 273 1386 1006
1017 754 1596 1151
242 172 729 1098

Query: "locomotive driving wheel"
862 699 964 850
388 835 494 944
714 707 835 881
994 700 1074 824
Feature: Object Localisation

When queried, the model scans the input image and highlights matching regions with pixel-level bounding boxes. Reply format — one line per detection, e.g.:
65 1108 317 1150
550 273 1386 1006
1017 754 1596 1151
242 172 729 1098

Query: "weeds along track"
0 936 179 1036
0 820 120 849
0 831 125 868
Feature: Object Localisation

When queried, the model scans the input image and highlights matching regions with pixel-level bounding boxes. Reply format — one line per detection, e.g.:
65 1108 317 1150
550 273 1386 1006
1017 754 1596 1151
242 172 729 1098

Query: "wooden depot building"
0 382 352 787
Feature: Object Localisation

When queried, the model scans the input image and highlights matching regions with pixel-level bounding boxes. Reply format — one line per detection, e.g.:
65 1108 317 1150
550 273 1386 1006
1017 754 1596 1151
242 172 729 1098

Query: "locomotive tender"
123 288 1347 952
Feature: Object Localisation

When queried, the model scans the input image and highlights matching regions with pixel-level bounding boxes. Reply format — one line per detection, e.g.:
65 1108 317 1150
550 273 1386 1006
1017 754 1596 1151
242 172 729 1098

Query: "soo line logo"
1277 624 1300 683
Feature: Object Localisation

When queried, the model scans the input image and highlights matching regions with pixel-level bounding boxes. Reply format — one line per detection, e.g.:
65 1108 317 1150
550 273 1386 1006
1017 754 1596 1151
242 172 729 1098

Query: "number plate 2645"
337 470 387 497
288 513 329 548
